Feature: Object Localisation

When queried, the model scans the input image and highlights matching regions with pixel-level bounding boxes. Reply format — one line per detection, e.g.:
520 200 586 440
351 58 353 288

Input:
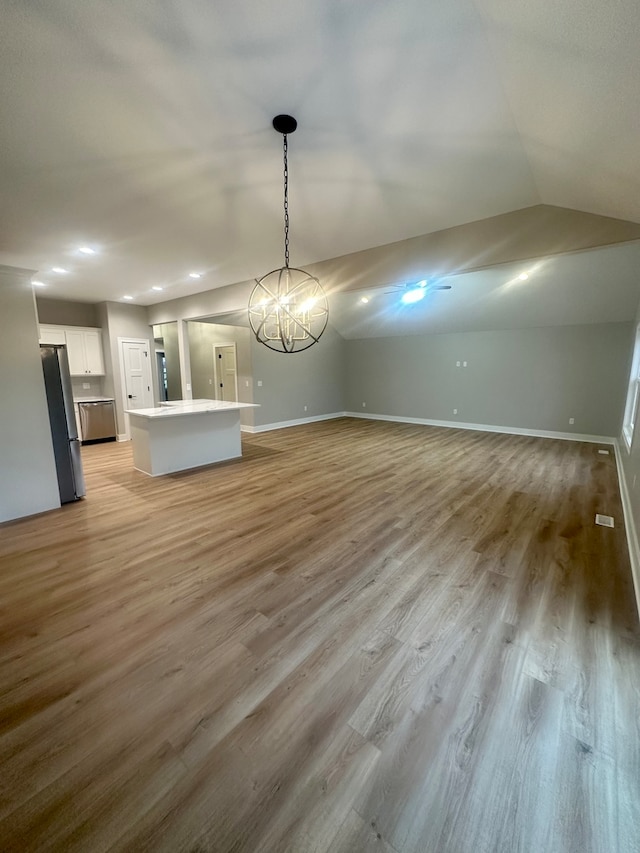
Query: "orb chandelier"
248 115 328 353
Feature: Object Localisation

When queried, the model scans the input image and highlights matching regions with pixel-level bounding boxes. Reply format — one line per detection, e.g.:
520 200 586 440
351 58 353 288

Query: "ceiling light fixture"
189 272 202 279
78 246 96 255
401 287 427 305
518 272 529 281
123 295 133 300
32 280 47 287
248 115 328 353
360 297 369 304
151 286 163 291
51 267 68 274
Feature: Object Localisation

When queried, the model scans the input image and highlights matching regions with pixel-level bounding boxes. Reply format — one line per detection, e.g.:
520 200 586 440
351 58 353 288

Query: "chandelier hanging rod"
247 114 328 354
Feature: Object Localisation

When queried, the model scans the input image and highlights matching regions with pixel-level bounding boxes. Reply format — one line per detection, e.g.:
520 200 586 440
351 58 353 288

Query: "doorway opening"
156 350 168 402
213 343 238 402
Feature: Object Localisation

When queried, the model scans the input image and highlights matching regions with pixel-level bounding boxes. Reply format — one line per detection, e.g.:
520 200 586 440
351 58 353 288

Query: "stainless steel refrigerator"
40 345 86 503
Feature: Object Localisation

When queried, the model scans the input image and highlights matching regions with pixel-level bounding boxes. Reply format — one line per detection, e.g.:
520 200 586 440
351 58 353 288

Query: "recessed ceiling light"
360 296 369 304
189 272 202 279
78 246 96 255
51 267 68 274
518 272 529 281
151 286 163 291
32 280 47 287
123 295 134 300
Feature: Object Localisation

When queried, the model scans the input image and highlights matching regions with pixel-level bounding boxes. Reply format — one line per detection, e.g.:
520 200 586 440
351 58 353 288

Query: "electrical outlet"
453 408 458 415
463 361 467 367
245 380 249 387
304 405 308 412
186 383 191 391
82 382 90 390
257 380 263 387
456 361 460 367
362 402 366 408
569 417 575 425
209 379 212 385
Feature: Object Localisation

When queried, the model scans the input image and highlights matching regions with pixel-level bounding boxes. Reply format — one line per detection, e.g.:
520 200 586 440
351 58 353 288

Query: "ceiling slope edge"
304 205 640 294
146 205 640 325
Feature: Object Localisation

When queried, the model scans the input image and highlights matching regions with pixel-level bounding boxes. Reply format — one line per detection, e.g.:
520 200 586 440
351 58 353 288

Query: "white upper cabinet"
39 325 105 375
81 330 104 375
39 327 67 345
64 329 105 375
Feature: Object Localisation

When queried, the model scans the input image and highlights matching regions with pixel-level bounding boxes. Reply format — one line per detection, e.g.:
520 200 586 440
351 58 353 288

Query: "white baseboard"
245 409 615 444
613 440 640 620
242 412 348 434
344 411 616 445
116 433 130 442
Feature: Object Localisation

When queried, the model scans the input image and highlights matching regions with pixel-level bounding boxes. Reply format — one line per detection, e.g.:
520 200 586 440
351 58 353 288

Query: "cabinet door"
39 327 67 345
65 330 87 375
83 330 105 375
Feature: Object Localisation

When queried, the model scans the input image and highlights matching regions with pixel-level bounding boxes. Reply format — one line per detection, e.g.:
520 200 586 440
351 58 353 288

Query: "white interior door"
120 340 154 436
214 344 238 402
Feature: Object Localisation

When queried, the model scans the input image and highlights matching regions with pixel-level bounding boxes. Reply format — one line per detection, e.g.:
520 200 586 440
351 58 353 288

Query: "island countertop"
126 400 258 419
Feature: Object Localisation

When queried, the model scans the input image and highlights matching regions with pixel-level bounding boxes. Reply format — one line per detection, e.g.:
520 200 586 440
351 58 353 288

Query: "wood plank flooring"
0 418 638 852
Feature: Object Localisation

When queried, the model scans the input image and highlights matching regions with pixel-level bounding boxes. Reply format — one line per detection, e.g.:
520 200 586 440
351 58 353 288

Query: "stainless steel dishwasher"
78 400 117 442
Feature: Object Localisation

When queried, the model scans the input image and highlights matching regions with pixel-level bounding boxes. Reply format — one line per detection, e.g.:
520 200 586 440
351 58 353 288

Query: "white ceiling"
1 1 639 306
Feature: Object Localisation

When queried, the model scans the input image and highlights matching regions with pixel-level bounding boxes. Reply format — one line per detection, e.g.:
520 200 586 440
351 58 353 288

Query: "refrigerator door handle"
69 437 86 498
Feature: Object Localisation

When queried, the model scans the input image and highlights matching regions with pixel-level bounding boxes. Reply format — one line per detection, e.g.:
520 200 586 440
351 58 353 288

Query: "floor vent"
598 449 610 455
595 514 615 528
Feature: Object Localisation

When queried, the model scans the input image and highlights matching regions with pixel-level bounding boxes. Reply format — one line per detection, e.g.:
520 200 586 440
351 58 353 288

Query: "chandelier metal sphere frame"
248 115 329 354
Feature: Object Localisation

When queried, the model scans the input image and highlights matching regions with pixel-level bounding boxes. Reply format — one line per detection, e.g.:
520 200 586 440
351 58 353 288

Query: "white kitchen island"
125 399 258 476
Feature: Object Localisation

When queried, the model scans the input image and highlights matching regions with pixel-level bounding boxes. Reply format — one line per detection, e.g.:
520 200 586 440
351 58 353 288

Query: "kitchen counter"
125 399 258 476
73 395 115 403
129 400 255 418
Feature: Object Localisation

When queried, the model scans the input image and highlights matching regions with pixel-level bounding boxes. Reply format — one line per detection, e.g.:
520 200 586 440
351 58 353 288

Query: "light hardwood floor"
0 418 638 852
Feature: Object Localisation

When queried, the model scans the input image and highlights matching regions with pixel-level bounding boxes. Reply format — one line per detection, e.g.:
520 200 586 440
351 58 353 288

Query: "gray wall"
36 297 98 328
251 324 346 427
0 267 60 522
188 321 254 426
346 323 632 437
98 302 152 435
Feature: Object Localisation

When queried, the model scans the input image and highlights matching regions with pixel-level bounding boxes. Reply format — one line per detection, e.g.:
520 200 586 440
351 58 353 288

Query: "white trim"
613 439 640 619
116 433 129 442
344 412 616 445
242 412 348 434
117 337 154 441
213 341 239 403
245 409 616 444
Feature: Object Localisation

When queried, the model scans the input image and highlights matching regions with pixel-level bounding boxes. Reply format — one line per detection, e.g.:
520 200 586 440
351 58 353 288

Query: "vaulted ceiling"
1 0 639 307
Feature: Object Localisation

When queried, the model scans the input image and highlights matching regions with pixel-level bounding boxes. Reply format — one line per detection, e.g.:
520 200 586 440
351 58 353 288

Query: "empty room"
1 3 640 852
